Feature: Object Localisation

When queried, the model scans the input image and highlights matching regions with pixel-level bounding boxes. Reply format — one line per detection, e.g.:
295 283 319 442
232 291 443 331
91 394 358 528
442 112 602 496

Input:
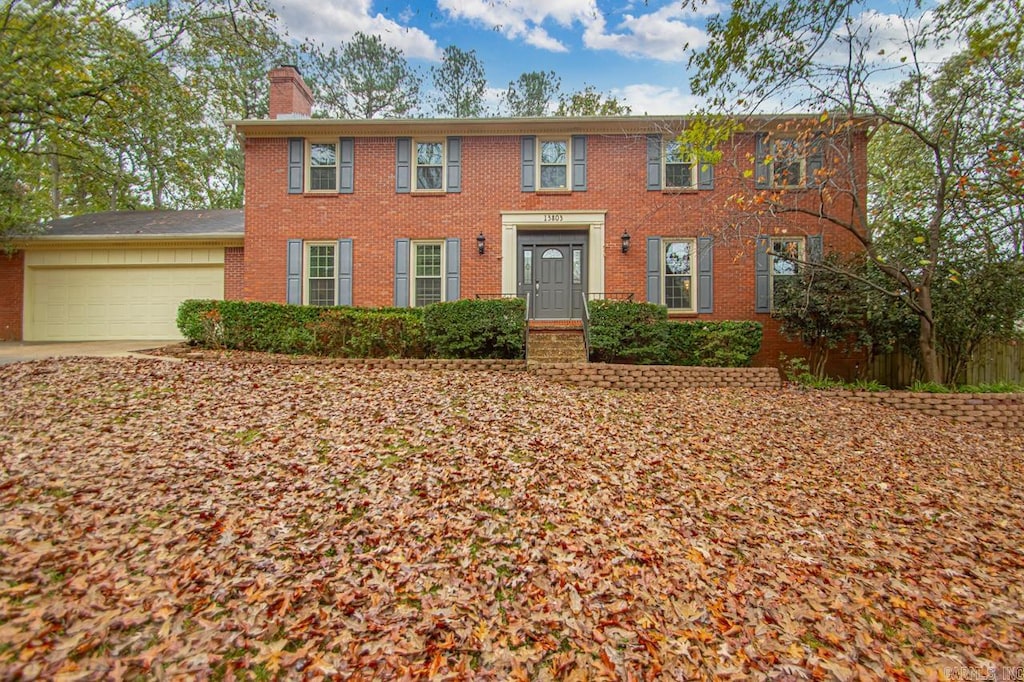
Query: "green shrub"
587 300 669 364
312 307 427 358
586 301 761 367
687 320 763 367
422 298 526 359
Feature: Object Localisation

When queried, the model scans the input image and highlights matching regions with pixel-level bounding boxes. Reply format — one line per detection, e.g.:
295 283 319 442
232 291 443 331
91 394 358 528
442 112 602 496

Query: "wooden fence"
867 338 1024 387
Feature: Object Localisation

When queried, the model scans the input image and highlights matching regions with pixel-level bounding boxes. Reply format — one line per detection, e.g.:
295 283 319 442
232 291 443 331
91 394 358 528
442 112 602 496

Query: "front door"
518 234 586 319
536 246 571 318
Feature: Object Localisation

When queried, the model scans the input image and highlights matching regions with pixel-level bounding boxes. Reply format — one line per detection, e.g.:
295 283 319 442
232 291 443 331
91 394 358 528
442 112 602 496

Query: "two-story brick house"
231 66 867 367
1 65 868 370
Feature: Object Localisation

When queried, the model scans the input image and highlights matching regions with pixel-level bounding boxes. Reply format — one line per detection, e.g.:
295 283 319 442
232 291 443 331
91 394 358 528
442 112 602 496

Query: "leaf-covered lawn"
0 358 1021 680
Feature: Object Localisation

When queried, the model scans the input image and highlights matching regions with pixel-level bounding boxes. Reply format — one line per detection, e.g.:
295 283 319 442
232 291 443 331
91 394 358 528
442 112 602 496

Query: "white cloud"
437 0 710 61
581 4 711 62
273 0 441 60
614 83 705 115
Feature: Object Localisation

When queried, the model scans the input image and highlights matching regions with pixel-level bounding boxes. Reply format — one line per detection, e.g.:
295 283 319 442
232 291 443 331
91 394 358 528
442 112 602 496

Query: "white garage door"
24 248 225 341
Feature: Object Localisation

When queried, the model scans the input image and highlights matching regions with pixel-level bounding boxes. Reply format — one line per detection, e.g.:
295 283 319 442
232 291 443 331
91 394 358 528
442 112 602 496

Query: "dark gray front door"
518 233 586 319
536 246 570 318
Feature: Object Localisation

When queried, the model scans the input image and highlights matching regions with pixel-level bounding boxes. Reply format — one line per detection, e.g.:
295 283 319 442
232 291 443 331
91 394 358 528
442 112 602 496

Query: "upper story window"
521 135 586 192
539 139 569 190
308 142 338 192
754 133 824 189
415 140 444 191
288 138 353 194
663 140 696 190
768 138 804 187
396 137 461 194
646 134 713 191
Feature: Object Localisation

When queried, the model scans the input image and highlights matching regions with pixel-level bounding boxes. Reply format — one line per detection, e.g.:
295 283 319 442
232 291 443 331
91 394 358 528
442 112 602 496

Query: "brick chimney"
268 65 313 119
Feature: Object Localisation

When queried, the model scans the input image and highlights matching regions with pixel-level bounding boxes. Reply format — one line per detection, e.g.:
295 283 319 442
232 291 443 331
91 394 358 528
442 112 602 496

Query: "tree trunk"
916 287 942 384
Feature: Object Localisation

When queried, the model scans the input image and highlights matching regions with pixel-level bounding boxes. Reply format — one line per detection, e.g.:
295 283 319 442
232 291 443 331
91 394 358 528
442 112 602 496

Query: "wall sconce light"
477 232 486 255
621 231 631 254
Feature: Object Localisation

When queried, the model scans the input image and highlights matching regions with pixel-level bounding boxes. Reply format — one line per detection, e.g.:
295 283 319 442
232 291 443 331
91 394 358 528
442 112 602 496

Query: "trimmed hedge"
586 300 762 367
422 298 526 359
177 299 525 360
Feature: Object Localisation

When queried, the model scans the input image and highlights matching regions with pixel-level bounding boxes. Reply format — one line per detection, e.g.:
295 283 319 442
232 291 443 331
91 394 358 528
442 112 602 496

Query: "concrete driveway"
0 341 180 365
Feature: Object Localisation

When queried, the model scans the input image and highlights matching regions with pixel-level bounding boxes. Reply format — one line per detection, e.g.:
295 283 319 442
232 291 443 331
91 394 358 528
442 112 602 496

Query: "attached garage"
4 210 244 342
24 247 226 340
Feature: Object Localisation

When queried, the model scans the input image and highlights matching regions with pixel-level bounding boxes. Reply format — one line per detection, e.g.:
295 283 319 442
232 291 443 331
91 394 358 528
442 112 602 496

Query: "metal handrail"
580 291 591 362
523 293 530 362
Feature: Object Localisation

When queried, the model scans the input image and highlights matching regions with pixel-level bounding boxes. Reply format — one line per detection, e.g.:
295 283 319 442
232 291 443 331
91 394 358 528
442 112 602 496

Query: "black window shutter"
521 136 535 192
754 133 770 189
286 239 303 304
571 135 587 191
287 139 303 194
337 238 353 306
446 137 461 193
338 138 354 194
754 236 771 313
646 237 662 304
396 138 411 193
394 239 410 307
646 135 661 190
697 236 714 313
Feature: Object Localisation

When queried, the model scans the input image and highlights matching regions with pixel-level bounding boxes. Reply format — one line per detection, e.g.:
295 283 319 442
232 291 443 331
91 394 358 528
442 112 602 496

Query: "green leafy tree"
503 71 561 117
303 32 421 119
430 46 487 118
554 85 631 116
772 253 916 379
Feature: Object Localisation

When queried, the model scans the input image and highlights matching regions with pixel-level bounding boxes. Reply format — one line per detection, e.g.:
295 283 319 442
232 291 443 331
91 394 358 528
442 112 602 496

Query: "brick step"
527 330 587 363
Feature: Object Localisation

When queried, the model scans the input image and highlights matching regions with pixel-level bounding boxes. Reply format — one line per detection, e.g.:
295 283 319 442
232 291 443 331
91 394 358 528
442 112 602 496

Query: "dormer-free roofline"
227 114 878 139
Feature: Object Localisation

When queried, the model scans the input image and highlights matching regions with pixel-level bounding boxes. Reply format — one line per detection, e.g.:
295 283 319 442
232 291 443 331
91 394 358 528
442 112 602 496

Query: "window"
770 236 804 307
769 138 804 187
414 140 444 191
308 142 337 191
413 242 444 307
663 140 696 189
539 139 568 189
663 239 696 311
306 243 336 306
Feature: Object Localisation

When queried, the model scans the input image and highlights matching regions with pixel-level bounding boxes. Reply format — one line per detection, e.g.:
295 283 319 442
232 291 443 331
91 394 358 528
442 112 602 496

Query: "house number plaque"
544 214 564 222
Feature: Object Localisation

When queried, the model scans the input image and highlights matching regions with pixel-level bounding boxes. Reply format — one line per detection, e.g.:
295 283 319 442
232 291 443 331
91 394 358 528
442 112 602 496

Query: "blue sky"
272 0 947 115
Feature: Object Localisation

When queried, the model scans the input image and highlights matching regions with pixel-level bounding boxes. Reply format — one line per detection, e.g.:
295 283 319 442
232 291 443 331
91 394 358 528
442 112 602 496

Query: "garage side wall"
224 246 244 300
0 250 24 341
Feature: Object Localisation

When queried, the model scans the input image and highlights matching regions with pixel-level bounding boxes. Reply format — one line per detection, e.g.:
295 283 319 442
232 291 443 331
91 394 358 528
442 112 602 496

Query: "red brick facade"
0 250 24 341
237 107 868 370
224 246 245 300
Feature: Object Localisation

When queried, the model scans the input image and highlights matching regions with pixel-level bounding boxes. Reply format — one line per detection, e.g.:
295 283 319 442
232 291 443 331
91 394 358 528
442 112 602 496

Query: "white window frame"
537 137 570 190
769 137 806 188
662 238 697 312
662 140 697 190
769 236 805 309
413 139 445 192
411 240 445 307
304 242 337 306
306 140 338 192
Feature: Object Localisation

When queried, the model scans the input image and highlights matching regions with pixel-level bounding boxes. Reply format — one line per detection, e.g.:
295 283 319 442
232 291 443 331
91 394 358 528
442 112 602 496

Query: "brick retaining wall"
836 390 1023 430
529 362 782 390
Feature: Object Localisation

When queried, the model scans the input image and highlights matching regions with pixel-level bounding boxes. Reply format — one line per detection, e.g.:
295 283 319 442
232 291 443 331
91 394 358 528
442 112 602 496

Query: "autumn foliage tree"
686 0 1024 384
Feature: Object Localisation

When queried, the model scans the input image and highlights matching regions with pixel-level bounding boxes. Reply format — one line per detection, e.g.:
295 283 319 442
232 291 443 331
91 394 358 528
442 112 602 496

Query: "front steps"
526 322 587 364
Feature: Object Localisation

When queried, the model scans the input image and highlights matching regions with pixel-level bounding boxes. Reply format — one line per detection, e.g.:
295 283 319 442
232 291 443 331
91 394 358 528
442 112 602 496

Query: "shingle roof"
40 210 244 237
